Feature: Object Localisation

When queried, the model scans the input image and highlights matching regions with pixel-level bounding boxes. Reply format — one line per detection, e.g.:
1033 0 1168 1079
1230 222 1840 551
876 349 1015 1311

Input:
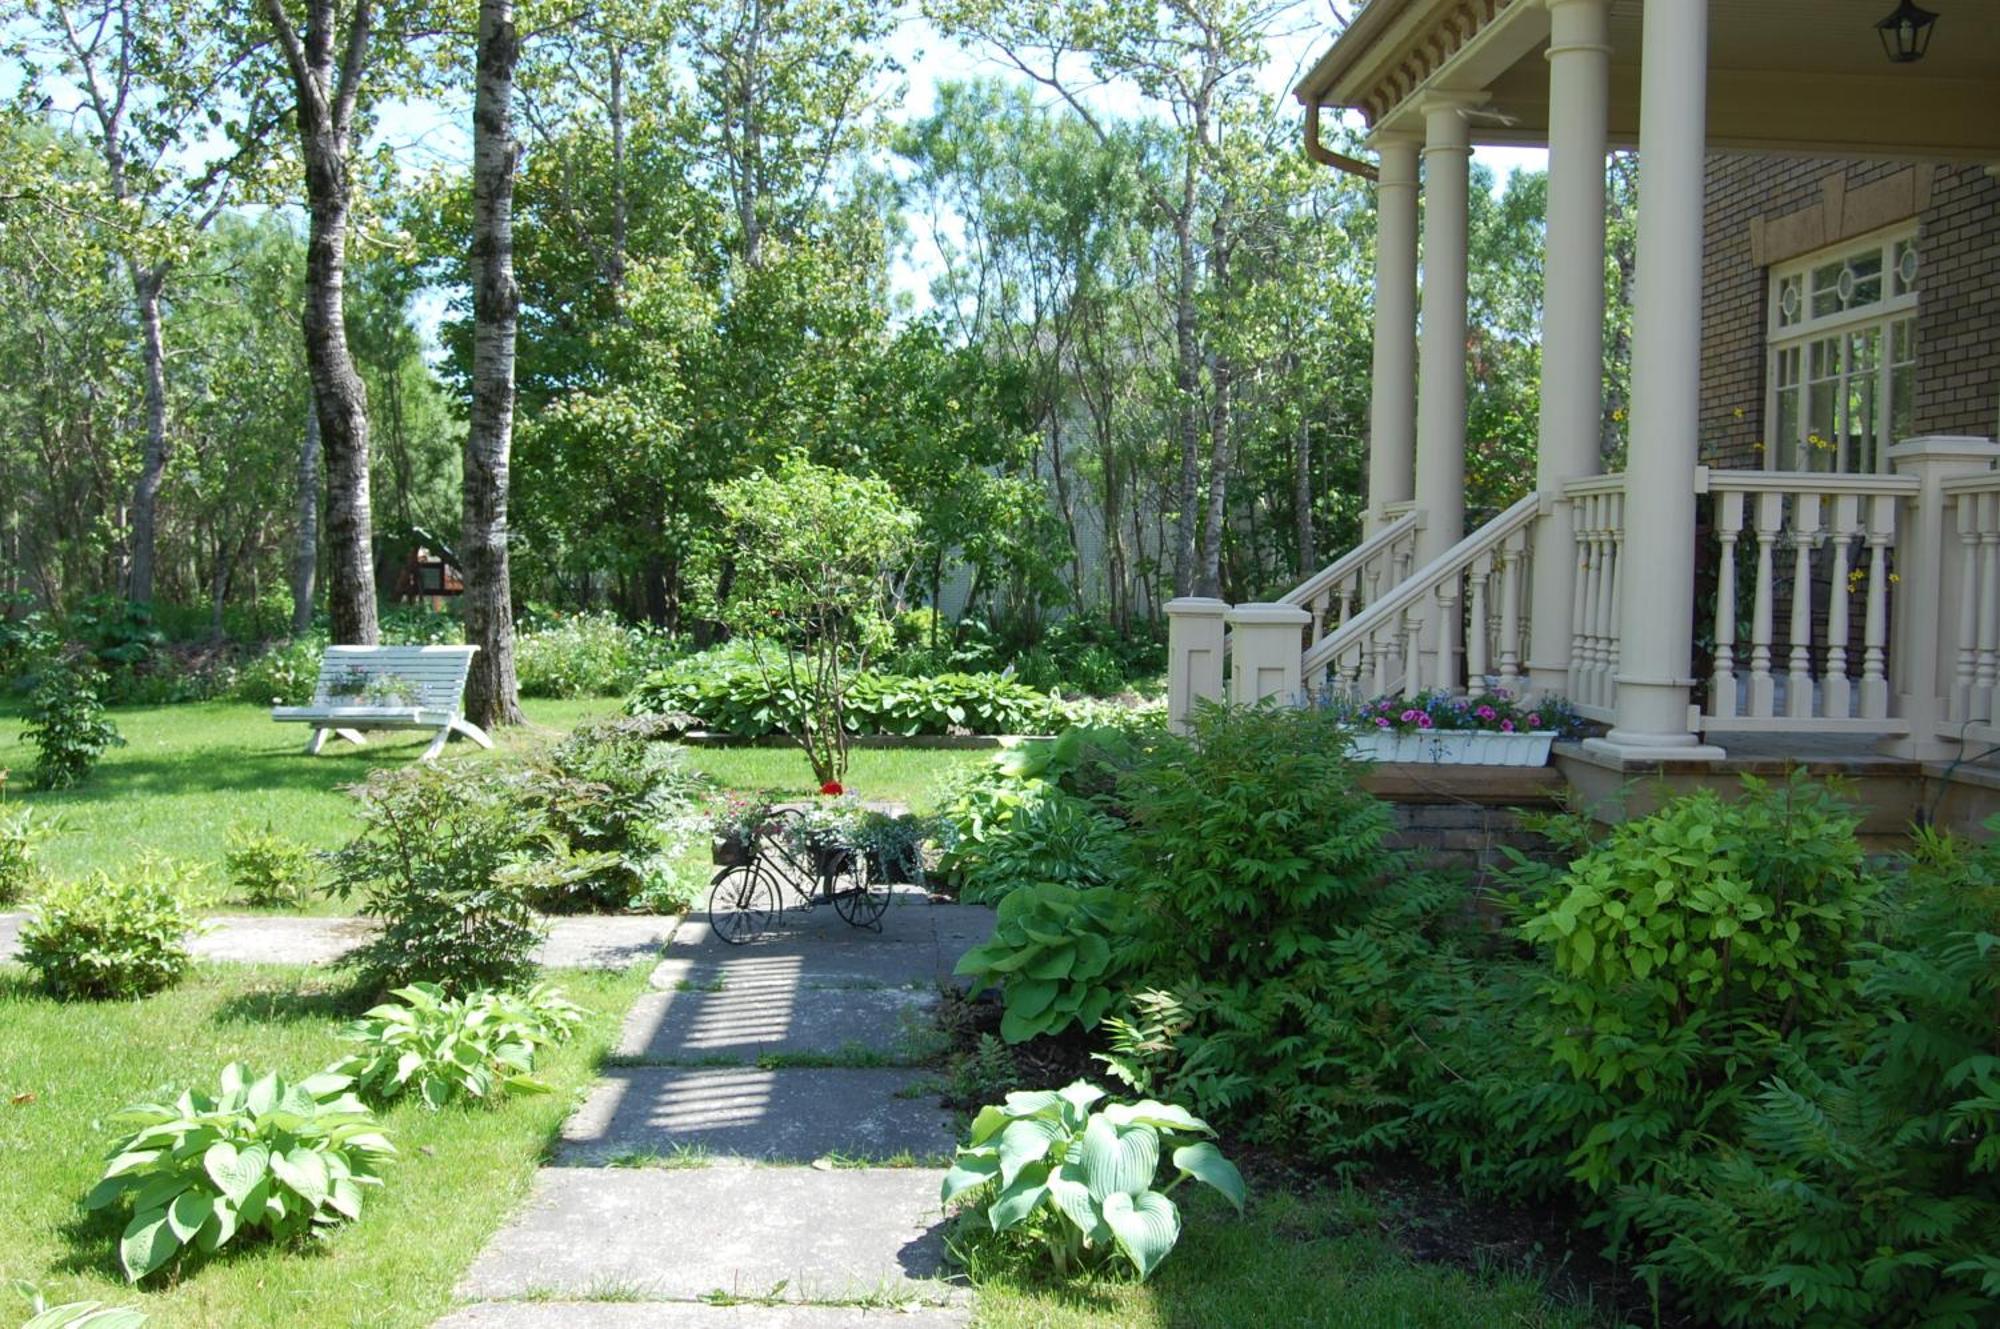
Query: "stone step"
435 1304 967 1328
616 983 938 1065
556 1067 957 1165
456 1167 965 1307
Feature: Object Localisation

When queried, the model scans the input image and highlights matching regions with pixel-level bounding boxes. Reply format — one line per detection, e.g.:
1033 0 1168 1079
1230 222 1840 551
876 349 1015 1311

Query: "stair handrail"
1278 509 1423 610
1303 492 1541 677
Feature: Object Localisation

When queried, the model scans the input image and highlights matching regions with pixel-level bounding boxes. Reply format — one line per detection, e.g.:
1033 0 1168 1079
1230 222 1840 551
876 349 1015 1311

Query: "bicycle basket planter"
711 832 755 867
811 843 856 877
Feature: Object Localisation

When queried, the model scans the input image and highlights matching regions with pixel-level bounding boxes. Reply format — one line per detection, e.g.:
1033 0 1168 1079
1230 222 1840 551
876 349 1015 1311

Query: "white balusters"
1977 494 2000 724
1711 490 1744 719
1747 491 1781 718
1822 495 1859 721
1497 529 1525 689
1466 553 1491 684
1861 494 1894 721
1787 493 1820 719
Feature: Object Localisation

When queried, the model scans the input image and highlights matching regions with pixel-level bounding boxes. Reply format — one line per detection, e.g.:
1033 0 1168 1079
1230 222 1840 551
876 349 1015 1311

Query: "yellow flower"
1732 407 1746 420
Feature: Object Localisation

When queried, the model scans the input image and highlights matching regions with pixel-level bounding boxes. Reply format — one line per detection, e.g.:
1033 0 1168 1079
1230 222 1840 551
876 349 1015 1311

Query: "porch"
1169 0 2000 812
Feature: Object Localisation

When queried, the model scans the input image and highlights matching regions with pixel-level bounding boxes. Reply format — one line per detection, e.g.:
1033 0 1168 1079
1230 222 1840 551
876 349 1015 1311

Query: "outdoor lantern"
1875 0 1938 63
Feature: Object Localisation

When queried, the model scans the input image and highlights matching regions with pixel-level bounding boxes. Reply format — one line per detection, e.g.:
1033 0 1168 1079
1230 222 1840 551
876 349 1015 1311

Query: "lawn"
0 958 651 1327
0 700 986 906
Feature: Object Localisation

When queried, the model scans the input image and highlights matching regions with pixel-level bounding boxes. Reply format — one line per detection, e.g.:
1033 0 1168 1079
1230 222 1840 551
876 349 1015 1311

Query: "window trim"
1763 222 1919 474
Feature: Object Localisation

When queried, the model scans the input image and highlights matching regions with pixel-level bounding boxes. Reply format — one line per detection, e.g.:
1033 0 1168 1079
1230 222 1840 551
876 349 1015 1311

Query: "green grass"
958 1188 1610 1329
0 958 651 1328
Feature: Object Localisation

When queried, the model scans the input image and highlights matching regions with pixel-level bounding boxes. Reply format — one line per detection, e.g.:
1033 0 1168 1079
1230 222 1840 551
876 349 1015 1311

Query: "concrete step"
616 983 938 1065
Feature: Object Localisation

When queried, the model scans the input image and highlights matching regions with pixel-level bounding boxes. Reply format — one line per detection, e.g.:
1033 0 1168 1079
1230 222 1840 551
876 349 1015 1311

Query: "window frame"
1763 222 1919 474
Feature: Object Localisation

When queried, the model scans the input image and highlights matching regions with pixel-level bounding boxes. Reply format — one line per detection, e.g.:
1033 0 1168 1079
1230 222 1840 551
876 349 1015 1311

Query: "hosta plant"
940 1081 1245 1279
326 982 587 1109
953 882 1133 1042
85 1064 394 1282
7 1282 146 1329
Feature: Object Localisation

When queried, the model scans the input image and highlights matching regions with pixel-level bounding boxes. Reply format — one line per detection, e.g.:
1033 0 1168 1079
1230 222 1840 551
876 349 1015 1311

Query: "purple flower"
1500 719 1515 733
1400 709 1420 724
1375 717 1390 728
1475 705 1497 721
1526 712 1542 728
1416 713 1434 729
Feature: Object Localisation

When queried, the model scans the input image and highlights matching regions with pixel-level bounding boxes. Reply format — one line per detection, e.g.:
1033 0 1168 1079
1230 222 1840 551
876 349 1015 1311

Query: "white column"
1414 99 1475 564
1225 603 1312 707
1526 0 1610 698
1587 0 1724 761
1366 134 1421 535
1164 597 1227 733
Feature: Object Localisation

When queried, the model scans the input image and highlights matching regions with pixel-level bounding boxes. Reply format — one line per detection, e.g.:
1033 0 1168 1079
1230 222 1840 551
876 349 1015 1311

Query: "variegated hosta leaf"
1101 1100 1211 1136
1001 1089 1063 1119
1079 1115 1159 1201
1101 1190 1181 1280
1046 1163 1110 1244
1171 1141 1246 1213
987 1165 1053 1232
997 1117 1069 1188
940 1150 1001 1204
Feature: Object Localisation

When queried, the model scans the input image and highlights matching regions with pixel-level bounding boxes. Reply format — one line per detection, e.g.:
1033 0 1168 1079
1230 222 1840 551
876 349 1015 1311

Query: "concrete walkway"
0 912 676 971
438 894 992 1328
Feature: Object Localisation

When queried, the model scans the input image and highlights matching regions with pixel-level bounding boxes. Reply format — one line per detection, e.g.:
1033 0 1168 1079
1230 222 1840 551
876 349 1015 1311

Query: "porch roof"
1295 0 2000 162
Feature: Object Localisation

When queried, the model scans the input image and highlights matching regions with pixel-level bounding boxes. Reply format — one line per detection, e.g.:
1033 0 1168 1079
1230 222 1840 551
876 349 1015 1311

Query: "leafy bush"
17 859 203 1000
22 663 123 790
85 1063 393 1281
0 804 57 905
1518 773 1876 1193
329 763 563 994
853 809 930 884
222 823 320 908
955 789 1128 906
233 634 327 706
955 882 1133 1043
630 660 1062 738
519 716 709 912
940 1081 1244 1280
514 611 672 698
327 981 585 1109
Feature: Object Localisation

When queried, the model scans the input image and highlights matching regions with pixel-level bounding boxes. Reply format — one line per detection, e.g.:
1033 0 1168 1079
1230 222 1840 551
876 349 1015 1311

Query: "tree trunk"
291 392 321 635
126 267 170 605
266 0 380 645
1198 350 1232 598
1293 411 1316 574
1170 204 1202 597
461 0 526 728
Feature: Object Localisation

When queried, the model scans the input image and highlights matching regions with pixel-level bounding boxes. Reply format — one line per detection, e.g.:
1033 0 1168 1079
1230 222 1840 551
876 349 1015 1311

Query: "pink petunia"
1416 713 1434 729
1400 709 1420 724
1475 705 1497 721
1500 719 1515 733
1526 713 1542 727
1375 717 1391 728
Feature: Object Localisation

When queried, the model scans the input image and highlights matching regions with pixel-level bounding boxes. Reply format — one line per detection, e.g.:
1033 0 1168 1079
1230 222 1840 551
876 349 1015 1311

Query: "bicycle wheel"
830 851 890 930
707 864 778 945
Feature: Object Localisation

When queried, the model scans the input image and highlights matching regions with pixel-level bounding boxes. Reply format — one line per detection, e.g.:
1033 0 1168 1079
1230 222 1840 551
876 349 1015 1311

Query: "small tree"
711 457 917 785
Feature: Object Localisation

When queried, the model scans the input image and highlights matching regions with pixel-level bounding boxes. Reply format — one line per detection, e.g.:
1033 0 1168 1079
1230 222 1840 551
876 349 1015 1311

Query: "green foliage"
514 611 674 699
955 789 1128 906
632 657 1063 739
222 823 320 908
955 882 1133 1043
519 716 709 912
1519 773 1876 1193
8 1284 147 1329
941 1081 1244 1281
16 859 203 1001
710 457 921 785
1093 989 1194 1098
22 663 123 790
328 764 559 995
0 804 57 905
327 982 586 1110
233 634 328 706
84 1064 393 1282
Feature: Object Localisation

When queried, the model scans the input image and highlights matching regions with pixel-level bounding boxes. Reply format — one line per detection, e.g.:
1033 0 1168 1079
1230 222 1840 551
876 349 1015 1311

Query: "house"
1167 0 2000 830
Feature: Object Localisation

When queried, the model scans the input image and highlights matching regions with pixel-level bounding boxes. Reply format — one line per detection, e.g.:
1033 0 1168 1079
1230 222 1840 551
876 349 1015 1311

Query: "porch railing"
1278 509 1421 642
1303 493 1539 698
1563 475 1625 721
1700 469 1917 733
1940 471 2000 743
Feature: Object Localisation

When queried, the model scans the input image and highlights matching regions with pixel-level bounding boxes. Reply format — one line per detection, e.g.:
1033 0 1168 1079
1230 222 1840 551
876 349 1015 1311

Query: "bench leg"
334 728 368 747
419 727 452 762
305 728 329 756
449 717 495 750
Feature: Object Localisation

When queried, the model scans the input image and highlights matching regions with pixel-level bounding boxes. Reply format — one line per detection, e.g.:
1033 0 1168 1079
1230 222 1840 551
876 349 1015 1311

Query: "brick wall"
1699 156 2000 469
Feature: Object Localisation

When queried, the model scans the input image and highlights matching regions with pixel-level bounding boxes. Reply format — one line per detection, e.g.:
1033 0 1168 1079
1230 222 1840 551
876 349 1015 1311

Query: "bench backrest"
312 645 478 711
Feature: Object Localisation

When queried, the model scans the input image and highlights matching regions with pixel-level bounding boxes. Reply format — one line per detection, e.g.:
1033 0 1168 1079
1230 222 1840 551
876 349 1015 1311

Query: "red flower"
820 781 844 796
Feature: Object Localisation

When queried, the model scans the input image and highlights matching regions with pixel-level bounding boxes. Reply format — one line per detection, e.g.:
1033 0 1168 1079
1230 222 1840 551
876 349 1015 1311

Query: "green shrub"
955 789 1128 906
955 882 1133 1043
629 661 1062 738
1518 773 1876 1194
329 763 564 994
519 716 709 912
222 823 320 908
22 663 123 790
940 1080 1243 1280
84 1063 393 1282
233 634 327 706
17 859 203 1000
0 804 57 904
515 611 671 698
327 981 586 1109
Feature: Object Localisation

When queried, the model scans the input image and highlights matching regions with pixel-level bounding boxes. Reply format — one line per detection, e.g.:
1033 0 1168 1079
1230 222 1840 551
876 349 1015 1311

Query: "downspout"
1303 102 1379 180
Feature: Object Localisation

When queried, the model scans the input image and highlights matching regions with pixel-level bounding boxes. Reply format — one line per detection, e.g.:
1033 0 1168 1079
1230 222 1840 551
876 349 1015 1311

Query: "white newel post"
1165 597 1228 734
1527 0 1610 698
1879 437 2000 759
1414 98 1474 564
1586 0 1724 762
1225 603 1312 708
1366 134 1421 536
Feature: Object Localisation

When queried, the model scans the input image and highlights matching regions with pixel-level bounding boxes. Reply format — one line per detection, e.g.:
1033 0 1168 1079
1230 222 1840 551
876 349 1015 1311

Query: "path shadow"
210 977 378 1025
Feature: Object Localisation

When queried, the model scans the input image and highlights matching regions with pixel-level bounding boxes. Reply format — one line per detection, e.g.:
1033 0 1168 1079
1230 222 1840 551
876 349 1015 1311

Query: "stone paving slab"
616 983 937 1064
435 1304 966 1328
657 903 992 992
456 1167 963 1305
556 1067 956 1164
0 911 675 970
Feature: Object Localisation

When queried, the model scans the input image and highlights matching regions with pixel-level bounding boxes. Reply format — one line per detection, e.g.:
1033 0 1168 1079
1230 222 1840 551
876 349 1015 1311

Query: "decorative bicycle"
706 806 892 944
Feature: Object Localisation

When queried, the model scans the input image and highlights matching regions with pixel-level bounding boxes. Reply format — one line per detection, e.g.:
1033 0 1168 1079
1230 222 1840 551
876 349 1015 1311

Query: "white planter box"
1344 729 1556 767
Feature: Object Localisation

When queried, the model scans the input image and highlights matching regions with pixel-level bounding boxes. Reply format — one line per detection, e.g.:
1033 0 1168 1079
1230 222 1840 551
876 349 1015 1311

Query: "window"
1766 226 1918 473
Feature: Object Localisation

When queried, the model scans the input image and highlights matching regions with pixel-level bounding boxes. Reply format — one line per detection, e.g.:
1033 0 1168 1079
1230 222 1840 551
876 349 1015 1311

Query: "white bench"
272 644 494 761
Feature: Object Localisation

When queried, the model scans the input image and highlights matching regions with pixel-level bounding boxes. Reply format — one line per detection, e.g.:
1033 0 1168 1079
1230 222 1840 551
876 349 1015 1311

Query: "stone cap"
1164 596 1231 618
1888 435 2000 463
1224 602 1313 627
